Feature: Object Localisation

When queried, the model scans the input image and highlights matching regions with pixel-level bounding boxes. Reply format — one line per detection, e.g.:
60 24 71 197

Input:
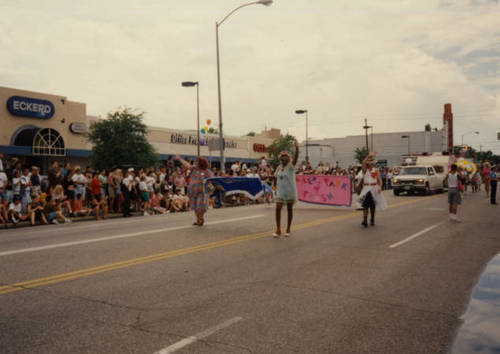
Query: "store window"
32 128 66 156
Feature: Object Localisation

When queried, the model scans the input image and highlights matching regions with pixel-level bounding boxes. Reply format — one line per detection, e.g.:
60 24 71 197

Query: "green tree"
354 146 369 164
267 134 297 167
245 131 256 137
207 127 219 134
87 108 158 170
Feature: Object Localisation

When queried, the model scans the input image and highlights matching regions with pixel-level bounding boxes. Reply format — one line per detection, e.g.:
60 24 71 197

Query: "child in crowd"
52 184 73 216
171 189 189 212
8 196 29 225
43 195 71 224
28 194 48 226
139 174 151 216
73 194 92 216
161 190 173 212
151 192 168 214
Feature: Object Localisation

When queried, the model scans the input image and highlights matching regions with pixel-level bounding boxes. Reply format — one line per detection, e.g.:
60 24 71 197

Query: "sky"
1 0 499 153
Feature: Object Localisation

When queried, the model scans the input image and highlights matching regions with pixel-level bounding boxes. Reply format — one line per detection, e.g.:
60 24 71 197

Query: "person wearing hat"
174 155 214 225
273 139 300 238
357 151 387 227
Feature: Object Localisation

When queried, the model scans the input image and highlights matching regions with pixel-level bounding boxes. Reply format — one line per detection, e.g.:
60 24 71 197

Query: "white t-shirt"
139 181 148 192
13 177 21 195
72 173 87 185
9 202 22 213
21 175 31 194
231 164 240 173
123 175 135 191
0 172 7 190
146 176 155 190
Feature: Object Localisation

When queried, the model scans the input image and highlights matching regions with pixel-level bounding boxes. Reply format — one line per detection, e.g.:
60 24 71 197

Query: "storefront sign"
7 96 55 119
171 133 237 148
69 122 87 134
253 143 268 153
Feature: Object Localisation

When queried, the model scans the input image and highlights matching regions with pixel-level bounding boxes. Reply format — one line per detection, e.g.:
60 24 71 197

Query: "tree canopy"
454 145 500 164
86 108 159 170
267 134 297 167
354 146 369 164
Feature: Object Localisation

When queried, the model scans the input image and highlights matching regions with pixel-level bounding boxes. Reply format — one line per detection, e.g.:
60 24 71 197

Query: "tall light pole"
363 118 372 151
401 135 410 155
295 109 309 163
216 0 273 172
181 81 200 157
461 131 479 146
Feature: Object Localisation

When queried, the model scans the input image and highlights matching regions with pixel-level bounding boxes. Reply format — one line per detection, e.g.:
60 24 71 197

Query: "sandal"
284 232 291 237
273 232 281 238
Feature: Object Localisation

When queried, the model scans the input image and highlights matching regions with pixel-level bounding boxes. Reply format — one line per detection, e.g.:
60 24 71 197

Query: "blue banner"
206 177 264 200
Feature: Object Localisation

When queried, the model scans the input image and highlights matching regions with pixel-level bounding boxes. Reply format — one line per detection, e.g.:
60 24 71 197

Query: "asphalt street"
1 190 499 353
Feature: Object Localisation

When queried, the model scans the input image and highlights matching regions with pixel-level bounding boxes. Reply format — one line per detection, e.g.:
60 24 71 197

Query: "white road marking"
154 317 243 354
424 208 445 211
0 215 265 257
389 222 445 249
3 205 267 237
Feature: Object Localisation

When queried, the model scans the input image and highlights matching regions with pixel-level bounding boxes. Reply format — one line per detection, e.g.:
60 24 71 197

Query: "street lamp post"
401 135 410 155
295 109 309 163
461 131 479 146
215 0 273 172
182 81 200 157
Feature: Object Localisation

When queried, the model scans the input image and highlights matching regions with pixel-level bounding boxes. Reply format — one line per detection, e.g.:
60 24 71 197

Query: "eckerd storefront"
0 86 90 172
1 86 277 171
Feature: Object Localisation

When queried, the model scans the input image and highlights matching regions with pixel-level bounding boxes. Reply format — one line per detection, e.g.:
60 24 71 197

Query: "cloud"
0 0 499 152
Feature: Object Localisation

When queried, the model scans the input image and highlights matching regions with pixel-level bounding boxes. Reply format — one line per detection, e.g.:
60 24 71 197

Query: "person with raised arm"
174 155 214 226
273 139 299 238
357 151 387 227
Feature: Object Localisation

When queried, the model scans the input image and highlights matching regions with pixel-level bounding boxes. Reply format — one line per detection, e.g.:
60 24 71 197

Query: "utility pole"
363 118 372 151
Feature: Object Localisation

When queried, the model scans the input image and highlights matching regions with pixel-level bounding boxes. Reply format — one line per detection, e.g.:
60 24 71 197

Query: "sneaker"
52 219 59 224
64 219 72 223
11 216 18 224
143 211 149 216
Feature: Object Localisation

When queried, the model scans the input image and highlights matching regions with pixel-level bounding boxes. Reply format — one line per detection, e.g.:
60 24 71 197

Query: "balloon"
204 126 209 131
206 119 212 125
200 128 206 134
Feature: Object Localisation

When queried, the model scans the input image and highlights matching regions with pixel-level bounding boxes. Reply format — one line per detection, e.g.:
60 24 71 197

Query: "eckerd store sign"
7 96 55 119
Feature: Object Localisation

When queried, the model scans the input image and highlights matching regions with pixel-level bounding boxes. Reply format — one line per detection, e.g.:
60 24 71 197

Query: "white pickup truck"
392 165 445 196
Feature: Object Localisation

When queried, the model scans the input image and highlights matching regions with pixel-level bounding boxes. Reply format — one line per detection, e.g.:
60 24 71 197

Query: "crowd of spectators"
0 151 398 229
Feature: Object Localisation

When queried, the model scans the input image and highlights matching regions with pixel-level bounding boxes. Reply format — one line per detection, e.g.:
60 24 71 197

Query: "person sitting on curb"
43 195 71 224
73 194 92 217
28 194 48 226
8 195 30 226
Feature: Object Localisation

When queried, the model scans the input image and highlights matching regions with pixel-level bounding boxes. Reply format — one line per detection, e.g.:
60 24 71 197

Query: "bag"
457 179 464 192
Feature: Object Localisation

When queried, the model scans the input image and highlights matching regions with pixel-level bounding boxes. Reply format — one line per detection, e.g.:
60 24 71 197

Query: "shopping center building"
301 128 448 168
0 86 278 172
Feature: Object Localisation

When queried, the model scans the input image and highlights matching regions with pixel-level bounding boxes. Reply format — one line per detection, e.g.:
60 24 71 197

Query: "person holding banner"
357 151 386 227
174 155 213 226
273 139 299 238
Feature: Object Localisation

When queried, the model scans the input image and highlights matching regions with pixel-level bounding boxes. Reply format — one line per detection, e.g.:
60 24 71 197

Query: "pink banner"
296 175 352 207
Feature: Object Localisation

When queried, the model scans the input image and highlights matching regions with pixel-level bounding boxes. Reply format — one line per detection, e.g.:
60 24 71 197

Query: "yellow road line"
0 194 443 296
